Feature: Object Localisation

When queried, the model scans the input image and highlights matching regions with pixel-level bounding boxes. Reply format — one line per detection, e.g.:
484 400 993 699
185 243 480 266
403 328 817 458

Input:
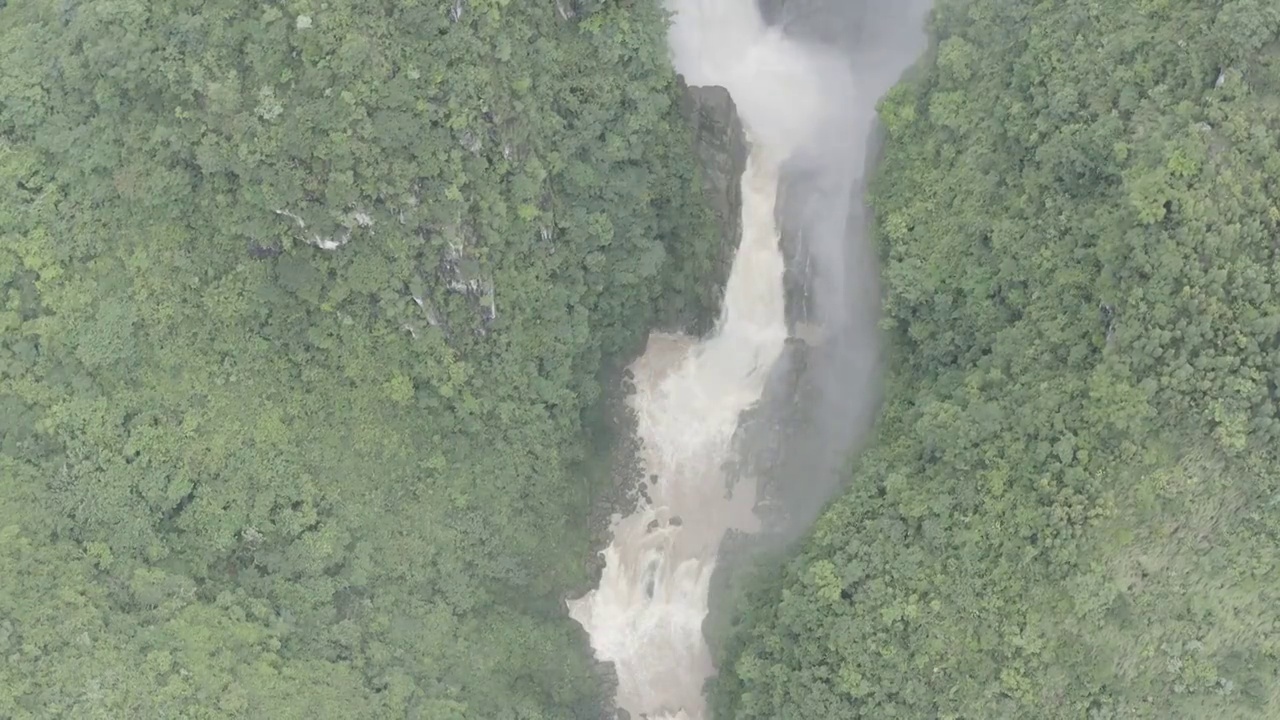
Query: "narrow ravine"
567 1 903 717
566 146 784 719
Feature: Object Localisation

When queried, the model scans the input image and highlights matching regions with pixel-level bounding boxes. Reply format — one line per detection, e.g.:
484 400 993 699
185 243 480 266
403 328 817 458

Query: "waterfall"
567 1 894 717
567 146 785 718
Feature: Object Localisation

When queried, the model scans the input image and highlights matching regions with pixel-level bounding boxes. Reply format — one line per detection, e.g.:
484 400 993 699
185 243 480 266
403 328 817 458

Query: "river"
566 1 930 717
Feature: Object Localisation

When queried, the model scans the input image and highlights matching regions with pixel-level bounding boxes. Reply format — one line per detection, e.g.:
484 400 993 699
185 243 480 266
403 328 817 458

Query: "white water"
566 150 782 719
566 2 851 718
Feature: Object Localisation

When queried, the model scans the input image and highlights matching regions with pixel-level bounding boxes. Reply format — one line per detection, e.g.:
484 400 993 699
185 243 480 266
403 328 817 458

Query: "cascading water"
567 1 900 718
566 147 784 719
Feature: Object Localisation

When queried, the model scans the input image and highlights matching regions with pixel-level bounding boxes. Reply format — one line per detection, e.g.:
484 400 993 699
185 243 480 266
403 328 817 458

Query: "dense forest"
0 1 723 717
6 0 1280 717
711 0 1280 718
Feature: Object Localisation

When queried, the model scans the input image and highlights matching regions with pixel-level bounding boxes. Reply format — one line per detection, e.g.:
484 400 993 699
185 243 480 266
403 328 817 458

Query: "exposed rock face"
674 64 816 338
773 176 819 334
676 77 748 299
672 72 819 505
674 75 820 339
725 337 813 505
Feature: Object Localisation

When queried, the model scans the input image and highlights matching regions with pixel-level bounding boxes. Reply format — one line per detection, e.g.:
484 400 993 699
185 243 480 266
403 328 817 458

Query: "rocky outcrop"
773 176 819 334
676 77 748 299
724 338 813 511
676 73 815 337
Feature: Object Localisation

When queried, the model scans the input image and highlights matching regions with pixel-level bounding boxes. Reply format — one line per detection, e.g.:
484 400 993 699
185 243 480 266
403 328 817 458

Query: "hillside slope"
711 1 1280 717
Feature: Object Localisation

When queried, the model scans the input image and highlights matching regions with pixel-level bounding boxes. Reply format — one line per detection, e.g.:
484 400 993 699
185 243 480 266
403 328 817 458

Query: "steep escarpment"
673 78 749 335
711 1 1280 718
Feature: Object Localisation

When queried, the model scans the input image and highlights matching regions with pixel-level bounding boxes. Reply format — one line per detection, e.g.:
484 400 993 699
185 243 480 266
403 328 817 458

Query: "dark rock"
677 77 748 291
676 71 813 337
247 238 283 260
668 515 683 527
774 175 817 333
757 0 787 25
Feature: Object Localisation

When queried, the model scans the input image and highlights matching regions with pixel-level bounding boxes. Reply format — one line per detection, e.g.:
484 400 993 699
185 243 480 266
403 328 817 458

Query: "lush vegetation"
711 0 1280 717
0 1 722 717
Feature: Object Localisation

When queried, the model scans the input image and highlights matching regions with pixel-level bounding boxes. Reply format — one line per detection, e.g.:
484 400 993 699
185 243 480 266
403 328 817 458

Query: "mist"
752 0 933 535
568 3 933 718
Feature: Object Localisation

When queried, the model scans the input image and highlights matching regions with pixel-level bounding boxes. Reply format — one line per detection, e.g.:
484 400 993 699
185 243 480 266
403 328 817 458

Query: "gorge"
5 0 1274 717
567 1 932 717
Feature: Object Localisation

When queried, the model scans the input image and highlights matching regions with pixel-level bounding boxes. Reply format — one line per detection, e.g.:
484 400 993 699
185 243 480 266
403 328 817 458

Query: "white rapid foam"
566 2 847 718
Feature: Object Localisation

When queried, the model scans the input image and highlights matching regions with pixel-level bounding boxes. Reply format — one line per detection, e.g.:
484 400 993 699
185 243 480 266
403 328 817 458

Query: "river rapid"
566 2 930 717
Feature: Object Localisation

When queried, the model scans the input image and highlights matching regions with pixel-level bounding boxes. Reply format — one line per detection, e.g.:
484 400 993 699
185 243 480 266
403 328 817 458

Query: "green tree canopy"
0 0 722 716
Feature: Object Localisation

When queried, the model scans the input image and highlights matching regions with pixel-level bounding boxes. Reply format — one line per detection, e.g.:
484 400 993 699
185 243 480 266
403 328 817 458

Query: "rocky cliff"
676 77 748 327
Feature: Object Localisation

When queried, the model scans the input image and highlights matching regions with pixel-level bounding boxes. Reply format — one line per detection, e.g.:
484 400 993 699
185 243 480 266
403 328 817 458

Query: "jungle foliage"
0 0 722 717
711 0 1280 718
